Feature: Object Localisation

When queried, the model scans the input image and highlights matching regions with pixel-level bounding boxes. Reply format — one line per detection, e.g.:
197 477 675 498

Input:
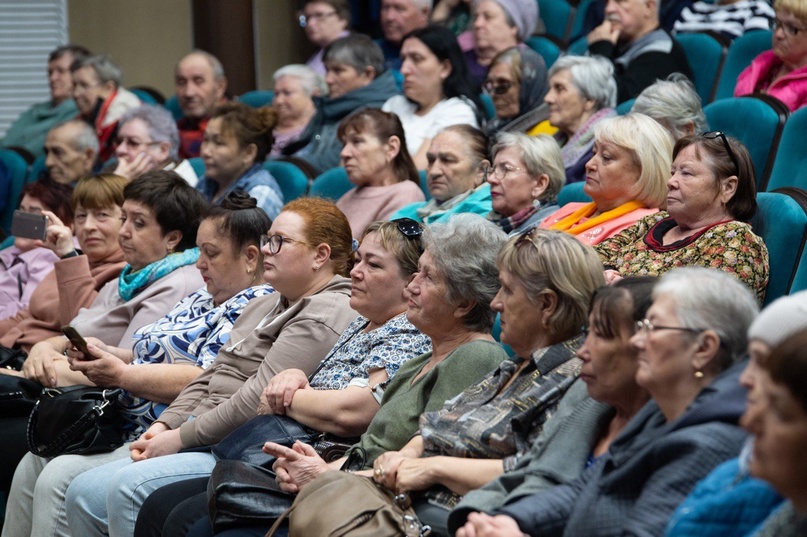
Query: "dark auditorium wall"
68 0 311 98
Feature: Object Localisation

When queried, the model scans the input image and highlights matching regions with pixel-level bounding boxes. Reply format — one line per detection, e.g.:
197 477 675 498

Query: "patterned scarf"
488 201 545 234
558 107 616 169
118 247 200 301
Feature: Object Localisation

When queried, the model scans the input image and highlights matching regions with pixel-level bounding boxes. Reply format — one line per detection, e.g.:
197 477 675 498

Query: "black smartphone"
61 325 92 357
11 211 48 241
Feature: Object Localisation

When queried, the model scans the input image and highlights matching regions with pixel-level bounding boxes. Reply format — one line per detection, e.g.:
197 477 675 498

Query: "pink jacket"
734 50 807 112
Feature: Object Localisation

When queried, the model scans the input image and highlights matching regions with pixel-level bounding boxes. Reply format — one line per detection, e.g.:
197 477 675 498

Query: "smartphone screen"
11 211 48 241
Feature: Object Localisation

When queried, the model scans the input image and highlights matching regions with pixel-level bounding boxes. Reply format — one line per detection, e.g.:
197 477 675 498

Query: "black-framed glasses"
392 218 424 252
703 131 740 177
634 318 703 335
298 11 337 27
259 234 304 254
483 80 514 96
772 18 804 37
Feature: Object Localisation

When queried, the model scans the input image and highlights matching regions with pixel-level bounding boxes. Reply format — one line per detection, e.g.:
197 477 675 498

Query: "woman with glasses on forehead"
734 0 807 111
486 132 565 236
299 0 351 76
483 47 548 136
597 131 769 303
460 267 758 537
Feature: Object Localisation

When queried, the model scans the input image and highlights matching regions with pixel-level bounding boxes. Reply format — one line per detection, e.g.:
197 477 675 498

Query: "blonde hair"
593 113 673 209
775 0 807 22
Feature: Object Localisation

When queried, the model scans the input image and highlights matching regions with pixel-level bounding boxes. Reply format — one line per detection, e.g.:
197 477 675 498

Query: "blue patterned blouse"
120 284 275 434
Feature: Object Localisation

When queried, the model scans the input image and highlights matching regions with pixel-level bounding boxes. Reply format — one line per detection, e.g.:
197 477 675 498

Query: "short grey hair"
410 0 433 10
273 64 327 97
71 54 123 87
120 105 180 161
654 267 759 370
491 132 565 204
549 55 617 111
324 34 385 78
54 119 99 154
633 74 708 141
179 50 225 80
423 213 507 332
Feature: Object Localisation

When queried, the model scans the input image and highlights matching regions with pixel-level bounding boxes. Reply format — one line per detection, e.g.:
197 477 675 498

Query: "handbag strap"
265 504 295 537
27 388 120 458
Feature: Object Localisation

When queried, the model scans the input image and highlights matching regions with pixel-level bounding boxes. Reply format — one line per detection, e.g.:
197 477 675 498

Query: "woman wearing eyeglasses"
482 47 548 136
539 113 670 246
486 132 565 236
336 109 425 238
543 55 618 184
458 267 757 537
299 0 351 76
734 0 807 112
382 25 484 169
597 132 769 303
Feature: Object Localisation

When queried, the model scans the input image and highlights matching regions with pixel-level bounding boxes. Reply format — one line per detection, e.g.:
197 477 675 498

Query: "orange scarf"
549 201 645 235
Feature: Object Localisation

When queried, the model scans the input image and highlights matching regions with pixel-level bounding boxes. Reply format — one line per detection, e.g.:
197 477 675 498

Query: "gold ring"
374 466 384 478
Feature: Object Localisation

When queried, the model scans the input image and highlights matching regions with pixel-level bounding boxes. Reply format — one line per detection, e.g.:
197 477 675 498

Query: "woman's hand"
456 512 526 537
129 425 182 461
23 340 66 386
372 450 408 490
256 369 310 415
265 440 329 493
603 269 623 285
389 457 439 493
114 152 156 180
68 342 126 387
41 210 75 257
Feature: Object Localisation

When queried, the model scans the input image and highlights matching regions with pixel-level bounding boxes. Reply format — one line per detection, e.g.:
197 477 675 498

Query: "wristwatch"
61 249 80 259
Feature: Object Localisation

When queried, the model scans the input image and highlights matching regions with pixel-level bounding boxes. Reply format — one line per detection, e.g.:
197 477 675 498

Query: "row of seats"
558 181 807 306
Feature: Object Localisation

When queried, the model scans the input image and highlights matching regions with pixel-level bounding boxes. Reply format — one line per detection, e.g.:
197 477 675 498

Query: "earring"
247 269 252 275
694 370 704 379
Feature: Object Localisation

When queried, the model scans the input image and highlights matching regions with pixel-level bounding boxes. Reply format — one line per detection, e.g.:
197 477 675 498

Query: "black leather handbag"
26 385 127 457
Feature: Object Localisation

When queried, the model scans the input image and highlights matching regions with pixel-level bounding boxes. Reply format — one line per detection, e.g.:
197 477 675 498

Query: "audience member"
369 229 604 535
465 0 539 90
673 0 774 40
431 0 473 35
598 132 768 301
0 180 74 319
270 65 322 157
487 132 564 236
734 0 807 112
112 105 199 185
587 0 693 102
741 329 807 536
377 0 433 70
540 113 669 245
1 44 90 158
63 198 361 537
458 267 757 537
42 119 98 184
576 0 694 40
483 46 548 135
284 34 398 175
300 0 352 75
196 102 284 219
335 109 425 237
392 124 491 223
129 218 432 536
1 192 274 537
543 55 617 183
665 291 807 537
70 54 141 162
174 51 228 159
383 25 482 169
450 276 655 533
632 73 707 140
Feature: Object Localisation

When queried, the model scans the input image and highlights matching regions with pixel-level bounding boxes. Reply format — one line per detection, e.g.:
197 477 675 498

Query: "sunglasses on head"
702 131 740 177
392 218 424 252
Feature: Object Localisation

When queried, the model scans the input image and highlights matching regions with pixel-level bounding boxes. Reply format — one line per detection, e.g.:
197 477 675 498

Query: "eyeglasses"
488 163 525 181
703 131 740 177
72 81 101 93
392 218 424 252
299 11 337 27
259 234 305 254
634 318 703 335
483 80 514 96
114 137 162 149
772 18 804 37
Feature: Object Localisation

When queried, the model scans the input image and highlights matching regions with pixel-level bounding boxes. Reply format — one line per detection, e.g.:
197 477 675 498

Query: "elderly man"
71 55 141 163
377 0 432 70
111 105 199 186
174 51 228 159
587 0 692 102
1 45 90 158
42 119 98 185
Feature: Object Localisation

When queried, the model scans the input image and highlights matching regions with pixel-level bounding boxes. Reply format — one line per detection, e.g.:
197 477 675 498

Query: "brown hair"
337 109 418 184
672 134 757 222
20 179 74 227
212 102 279 162
304 0 352 24
361 220 422 278
283 197 354 277
72 174 127 213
